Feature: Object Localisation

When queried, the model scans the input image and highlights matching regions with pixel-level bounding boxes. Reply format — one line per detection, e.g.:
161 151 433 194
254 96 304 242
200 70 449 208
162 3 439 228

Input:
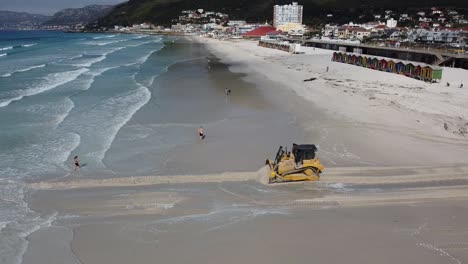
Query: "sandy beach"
24 37 468 264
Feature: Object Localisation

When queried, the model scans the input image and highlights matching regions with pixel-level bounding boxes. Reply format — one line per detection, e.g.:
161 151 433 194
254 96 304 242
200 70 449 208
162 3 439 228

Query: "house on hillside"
348 27 370 40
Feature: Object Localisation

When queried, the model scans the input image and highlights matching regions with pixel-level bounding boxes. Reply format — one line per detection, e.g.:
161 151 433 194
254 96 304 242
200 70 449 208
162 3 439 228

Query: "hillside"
97 0 468 27
43 5 114 26
0 11 50 26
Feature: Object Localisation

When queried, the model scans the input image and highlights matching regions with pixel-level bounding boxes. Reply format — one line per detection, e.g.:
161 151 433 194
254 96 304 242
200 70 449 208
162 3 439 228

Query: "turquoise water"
0 31 177 264
0 31 170 178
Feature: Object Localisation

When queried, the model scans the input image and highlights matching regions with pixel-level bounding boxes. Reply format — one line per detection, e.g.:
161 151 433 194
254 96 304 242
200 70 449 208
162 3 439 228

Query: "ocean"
0 30 181 264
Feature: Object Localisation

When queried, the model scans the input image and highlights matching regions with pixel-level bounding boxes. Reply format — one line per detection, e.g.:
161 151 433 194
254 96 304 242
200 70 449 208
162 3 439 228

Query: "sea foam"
0 68 88 108
0 64 46 78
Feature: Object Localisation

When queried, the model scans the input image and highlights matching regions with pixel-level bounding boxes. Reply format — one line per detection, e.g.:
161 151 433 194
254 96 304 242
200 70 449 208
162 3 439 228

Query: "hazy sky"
0 0 126 15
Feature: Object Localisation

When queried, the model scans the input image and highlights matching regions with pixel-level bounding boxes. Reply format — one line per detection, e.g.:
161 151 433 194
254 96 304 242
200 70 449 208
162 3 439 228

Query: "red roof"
349 27 369 32
243 26 277 37
267 30 284 35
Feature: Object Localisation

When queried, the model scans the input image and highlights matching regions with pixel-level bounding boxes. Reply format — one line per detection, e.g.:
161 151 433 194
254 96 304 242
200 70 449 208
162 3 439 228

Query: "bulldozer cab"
292 144 317 165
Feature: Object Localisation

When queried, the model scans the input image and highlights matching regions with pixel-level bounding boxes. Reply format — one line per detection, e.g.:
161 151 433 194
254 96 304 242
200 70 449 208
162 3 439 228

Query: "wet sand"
27 178 468 264
24 38 468 264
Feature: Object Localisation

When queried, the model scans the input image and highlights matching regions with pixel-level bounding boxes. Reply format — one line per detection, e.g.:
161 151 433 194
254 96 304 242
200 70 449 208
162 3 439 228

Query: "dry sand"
24 38 468 264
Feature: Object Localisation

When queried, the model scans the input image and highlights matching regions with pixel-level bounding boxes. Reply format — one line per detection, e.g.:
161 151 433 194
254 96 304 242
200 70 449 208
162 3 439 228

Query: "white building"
228 20 246 26
273 2 303 28
386 18 398 28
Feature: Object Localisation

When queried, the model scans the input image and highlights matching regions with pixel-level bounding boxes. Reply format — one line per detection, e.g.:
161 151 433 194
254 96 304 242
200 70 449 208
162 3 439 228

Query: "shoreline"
22 36 468 264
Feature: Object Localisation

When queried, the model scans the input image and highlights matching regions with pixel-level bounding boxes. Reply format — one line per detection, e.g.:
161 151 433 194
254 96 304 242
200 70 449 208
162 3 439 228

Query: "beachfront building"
277 23 306 36
273 2 303 28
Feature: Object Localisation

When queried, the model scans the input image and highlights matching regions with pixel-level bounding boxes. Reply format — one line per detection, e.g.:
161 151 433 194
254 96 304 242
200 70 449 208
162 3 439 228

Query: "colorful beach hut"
395 62 405 74
404 63 415 76
361 56 367 67
357 55 363 66
421 66 433 81
431 67 443 82
371 58 379 69
329 53 442 82
387 60 396 72
340 53 346 63
378 59 388 71
332 52 338 61
421 66 442 82
415 65 422 78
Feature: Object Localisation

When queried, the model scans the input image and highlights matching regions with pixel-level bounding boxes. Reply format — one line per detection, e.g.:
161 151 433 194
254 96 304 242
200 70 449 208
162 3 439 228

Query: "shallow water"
0 31 170 264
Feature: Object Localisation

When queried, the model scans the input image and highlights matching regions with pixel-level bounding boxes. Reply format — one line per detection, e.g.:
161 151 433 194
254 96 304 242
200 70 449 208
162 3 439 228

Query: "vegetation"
96 0 468 28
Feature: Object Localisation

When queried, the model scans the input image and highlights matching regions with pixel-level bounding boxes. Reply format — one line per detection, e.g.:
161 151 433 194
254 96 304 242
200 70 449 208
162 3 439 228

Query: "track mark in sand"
417 243 462 264
439 243 468 250
217 185 339 208
393 221 429 236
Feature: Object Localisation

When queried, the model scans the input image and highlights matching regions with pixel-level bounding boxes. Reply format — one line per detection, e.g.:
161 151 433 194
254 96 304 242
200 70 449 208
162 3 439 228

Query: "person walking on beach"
224 88 231 96
326 66 329 72
198 126 205 141
460 82 464 88
73 156 80 171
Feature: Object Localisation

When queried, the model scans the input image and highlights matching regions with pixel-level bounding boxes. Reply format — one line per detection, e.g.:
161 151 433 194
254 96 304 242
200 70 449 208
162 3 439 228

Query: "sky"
0 0 126 15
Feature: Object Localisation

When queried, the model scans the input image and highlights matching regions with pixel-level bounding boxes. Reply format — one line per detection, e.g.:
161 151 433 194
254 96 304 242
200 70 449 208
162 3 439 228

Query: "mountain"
0 10 50 26
97 0 468 27
43 5 114 26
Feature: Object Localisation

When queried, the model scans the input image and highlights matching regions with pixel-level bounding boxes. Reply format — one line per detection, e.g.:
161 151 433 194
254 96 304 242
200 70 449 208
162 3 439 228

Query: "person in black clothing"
73 156 80 171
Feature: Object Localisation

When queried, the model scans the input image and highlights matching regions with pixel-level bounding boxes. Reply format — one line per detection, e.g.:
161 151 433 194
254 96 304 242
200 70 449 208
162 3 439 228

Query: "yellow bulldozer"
266 144 325 183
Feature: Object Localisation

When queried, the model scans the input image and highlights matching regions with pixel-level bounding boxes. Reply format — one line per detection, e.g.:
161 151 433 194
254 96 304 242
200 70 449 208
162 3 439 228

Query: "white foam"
54 97 75 128
0 46 13 51
417 243 462 264
15 212 58 264
0 176 60 264
71 55 106 67
0 95 23 107
85 39 128 46
68 47 124 67
157 203 175 210
21 43 37 48
324 182 355 192
93 35 116 39
0 68 88 108
98 84 151 162
0 221 9 232
0 53 6 57
0 64 46 78
17 64 46 73
79 64 123 91
141 207 288 234
136 47 162 64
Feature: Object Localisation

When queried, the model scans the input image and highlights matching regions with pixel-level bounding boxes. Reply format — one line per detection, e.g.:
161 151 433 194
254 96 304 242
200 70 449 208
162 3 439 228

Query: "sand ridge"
29 164 468 208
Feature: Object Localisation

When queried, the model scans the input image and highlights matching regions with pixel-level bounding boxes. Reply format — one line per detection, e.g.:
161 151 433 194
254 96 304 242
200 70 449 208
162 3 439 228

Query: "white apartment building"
273 2 303 28
386 18 398 28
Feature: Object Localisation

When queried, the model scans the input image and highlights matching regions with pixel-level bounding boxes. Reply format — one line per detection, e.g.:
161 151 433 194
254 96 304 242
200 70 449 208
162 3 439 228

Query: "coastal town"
107 2 468 70
113 3 467 52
